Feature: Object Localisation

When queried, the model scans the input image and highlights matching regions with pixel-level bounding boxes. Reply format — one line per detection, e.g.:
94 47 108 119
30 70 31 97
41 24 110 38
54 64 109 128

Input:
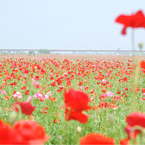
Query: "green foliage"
38 49 50 54
28 50 35 55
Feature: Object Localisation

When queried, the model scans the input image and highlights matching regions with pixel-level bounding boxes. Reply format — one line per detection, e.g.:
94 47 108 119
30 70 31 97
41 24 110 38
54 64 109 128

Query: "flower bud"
9 111 18 126
108 114 115 125
58 135 62 140
77 126 82 134
139 43 143 49
0 107 2 116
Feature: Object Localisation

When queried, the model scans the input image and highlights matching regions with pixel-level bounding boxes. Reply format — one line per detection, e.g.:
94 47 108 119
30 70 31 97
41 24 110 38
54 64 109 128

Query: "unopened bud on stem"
139 43 143 49
108 114 115 125
9 111 18 126
77 126 82 134
0 107 2 116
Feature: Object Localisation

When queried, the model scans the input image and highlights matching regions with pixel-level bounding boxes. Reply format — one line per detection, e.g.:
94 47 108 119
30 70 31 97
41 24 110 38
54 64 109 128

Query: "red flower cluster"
0 119 49 144
12 102 35 116
115 10 145 35
61 88 92 124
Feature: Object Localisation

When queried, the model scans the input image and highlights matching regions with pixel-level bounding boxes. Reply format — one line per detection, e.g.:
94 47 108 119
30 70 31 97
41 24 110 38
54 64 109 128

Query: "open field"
1 54 145 144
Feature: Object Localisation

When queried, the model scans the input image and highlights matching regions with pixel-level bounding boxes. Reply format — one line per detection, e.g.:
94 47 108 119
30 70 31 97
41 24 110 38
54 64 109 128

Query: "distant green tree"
38 49 50 54
28 50 36 56
28 50 35 55
117 48 121 51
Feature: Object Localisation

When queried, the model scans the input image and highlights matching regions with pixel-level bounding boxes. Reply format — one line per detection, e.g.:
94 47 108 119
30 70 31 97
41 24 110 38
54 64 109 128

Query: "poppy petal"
80 133 115 145
65 109 89 124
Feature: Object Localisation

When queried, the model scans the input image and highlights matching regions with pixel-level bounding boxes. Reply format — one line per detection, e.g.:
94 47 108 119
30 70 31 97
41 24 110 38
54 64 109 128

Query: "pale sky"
0 0 145 50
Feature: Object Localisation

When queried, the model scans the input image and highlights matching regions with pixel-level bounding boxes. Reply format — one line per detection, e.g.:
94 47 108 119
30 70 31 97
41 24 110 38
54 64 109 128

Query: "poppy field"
0 9 145 145
1 54 145 145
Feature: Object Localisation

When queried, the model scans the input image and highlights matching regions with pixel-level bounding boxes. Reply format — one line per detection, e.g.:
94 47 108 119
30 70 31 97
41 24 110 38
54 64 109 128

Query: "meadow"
0 54 145 144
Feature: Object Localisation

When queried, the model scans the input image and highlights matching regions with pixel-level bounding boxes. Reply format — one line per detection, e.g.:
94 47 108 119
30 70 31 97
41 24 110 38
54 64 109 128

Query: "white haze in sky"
0 0 145 50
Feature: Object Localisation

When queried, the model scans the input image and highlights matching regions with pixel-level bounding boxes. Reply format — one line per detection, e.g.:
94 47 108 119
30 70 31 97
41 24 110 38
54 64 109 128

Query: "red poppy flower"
99 94 107 100
62 88 91 111
0 120 22 144
4 95 10 100
50 82 57 86
80 133 115 145
5 107 10 112
115 10 145 35
21 86 27 90
14 120 49 144
135 87 140 92
126 112 145 128
50 97 56 101
23 69 29 74
142 88 145 93
125 112 145 139
35 75 40 80
140 60 145 69
53 119 60 124
141 97 145 100
120 139 130 145
65 108 89 124
10 81 17 86
125 125 137 139
124 87 128 91
25 90 30 95
12 102 35 116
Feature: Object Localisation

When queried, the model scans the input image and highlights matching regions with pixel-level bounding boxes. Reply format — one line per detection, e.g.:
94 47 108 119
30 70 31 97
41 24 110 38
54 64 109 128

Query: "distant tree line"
38 49 50 54
28 49 50 56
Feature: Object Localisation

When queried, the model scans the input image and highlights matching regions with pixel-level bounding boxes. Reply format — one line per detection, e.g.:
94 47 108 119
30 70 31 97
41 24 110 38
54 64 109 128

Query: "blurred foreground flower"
0 119 49 144
140 60 145 69
120 139 129 145
115 10 145 35
14 120 49 144
0 120 20 144
80 133 115 145
125 112 145 139
12 102 35 116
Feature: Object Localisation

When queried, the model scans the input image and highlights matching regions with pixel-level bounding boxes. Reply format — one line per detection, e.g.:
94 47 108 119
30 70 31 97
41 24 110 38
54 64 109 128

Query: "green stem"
130 125 144 140
132 48 143 112
130 125 145 144
132 29 135 55
15 104 22 119
131 28 138 112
